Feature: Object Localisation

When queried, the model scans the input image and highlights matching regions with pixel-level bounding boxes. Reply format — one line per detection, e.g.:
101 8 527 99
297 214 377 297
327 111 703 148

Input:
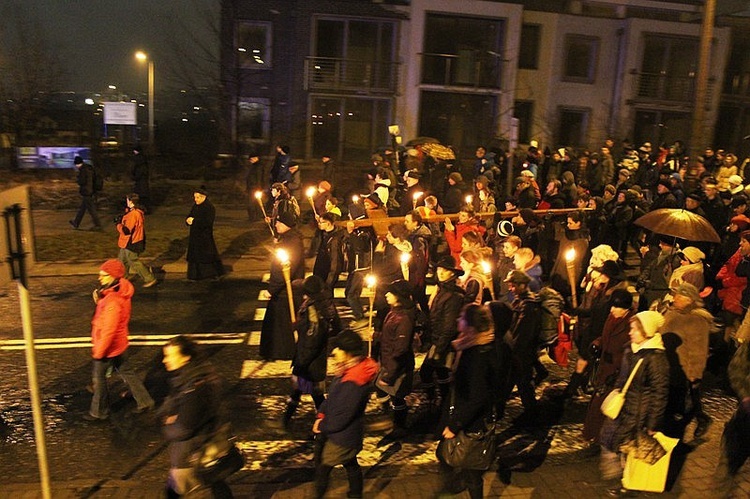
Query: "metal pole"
688 0 716 180
4 206 51 499
148 60 155 151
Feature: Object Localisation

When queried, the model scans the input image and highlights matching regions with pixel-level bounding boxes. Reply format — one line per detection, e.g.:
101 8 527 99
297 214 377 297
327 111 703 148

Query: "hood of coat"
342 357 379 386
631 332 665 353
100 278 134 301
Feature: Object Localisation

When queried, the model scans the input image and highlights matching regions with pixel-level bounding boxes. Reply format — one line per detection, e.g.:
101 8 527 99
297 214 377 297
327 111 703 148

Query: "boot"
282 400 298 429
564 372 586 398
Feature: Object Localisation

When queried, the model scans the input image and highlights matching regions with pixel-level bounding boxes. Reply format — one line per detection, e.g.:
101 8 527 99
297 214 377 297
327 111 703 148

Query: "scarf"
450 329 495 372
631 332 665 353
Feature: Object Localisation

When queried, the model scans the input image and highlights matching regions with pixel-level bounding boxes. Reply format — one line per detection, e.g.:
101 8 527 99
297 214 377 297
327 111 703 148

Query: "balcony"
633 72 718 104
723 73 750 100
420 52 501 90
303 57 399 95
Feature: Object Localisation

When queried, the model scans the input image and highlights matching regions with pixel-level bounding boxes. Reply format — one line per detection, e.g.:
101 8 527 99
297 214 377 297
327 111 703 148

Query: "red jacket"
717 249 747 316
91 278 134 359
444 222 486 266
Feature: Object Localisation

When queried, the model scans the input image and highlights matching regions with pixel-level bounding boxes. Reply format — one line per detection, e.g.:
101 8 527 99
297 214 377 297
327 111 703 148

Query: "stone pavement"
5 206 750 498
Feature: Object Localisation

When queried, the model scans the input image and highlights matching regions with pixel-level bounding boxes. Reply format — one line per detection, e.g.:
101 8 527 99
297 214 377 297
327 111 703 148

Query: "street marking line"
0 333 249 350
240 354 425 379
254 308 266 321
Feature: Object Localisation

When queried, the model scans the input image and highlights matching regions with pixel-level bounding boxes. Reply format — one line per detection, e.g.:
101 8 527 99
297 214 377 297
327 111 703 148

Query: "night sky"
15 0 217 94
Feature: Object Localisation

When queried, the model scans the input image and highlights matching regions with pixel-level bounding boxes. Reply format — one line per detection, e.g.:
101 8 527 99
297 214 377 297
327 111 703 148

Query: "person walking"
116 193 156 287
375 279 416 439
69 155 102 231
283 275 341 428
85 259 154 421
599 310 670 497
312 329 378 499
260 211 305 360
186 187 224 281
437 303 500 498
160 335 234 498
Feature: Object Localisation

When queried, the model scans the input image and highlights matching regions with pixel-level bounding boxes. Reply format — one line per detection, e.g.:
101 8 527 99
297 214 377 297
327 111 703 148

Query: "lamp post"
135 51 154 150
276 249 296 326
365 274 377 357
564 248 578 309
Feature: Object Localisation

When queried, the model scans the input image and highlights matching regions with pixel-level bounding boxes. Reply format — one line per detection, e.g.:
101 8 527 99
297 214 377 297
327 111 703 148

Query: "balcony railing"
420 52 501 89
304 57 399 94
723 73 750 99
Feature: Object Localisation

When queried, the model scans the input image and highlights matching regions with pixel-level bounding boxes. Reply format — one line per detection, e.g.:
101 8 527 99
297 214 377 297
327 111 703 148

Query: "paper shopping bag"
622 432 679 493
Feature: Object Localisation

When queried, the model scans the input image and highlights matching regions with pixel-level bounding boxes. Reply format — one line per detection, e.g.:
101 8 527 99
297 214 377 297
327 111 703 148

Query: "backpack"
539 286 564 347
92 163 105 192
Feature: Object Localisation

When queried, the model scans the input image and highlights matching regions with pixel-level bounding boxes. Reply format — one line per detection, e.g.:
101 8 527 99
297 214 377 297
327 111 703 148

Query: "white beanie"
634 311 665 338
680 246 705 264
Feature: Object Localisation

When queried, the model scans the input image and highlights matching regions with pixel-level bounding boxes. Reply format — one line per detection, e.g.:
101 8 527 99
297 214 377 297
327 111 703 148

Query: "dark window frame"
237 21 273 70
519 24 541 70
562 34 599 83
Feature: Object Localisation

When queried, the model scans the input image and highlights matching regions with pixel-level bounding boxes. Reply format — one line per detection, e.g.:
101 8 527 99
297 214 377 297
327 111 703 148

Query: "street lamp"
135 51 154 149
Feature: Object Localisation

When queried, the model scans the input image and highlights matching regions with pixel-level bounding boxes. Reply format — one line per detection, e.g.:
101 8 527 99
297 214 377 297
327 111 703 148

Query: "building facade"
222 0 746 162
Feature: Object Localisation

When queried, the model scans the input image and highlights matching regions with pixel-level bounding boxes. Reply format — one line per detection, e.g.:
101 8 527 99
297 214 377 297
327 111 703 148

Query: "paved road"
0 208 748 497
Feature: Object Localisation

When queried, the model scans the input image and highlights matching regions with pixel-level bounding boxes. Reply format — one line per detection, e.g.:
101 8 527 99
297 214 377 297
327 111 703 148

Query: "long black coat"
445 340 500 434
428 280 465 361
187 200 219 264
261 229 305 360
292 293 340 382
378 305 415 396
600 341 670 452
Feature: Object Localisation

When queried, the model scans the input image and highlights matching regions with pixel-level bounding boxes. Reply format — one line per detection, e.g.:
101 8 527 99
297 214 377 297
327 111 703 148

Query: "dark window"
237 22 271 69
514 101 533 144
558 108 589 147
238 99 270 140
421 14 504 88
419 91 496 155
563 35 598 83
519 24 541 70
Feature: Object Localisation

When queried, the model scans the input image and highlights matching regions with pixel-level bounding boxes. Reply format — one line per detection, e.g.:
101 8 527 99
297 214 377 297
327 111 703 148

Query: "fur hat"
276 210 297 228
671 282 702 304
100 259 125 279
448 172 463 184
332 329 365 356
680 246 705 264
618 168 631 178
633 311 664 338
318 180 332 192
729 175 744 187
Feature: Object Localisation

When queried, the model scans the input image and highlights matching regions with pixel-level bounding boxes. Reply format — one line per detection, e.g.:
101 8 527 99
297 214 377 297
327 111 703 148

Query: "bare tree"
0 2 66 145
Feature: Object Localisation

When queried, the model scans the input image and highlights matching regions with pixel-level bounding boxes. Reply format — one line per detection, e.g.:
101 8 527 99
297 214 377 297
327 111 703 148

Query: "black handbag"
437 425 497 470
192 424 245 485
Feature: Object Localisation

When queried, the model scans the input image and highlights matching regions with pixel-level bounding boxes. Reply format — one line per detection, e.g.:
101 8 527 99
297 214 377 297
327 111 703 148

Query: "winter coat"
313 228 346 289
442 183 466 214
378 305 416 386
446 339 500 434
550 228 589 293
717 249 747 315
160 359 225 468
427 280 465 362
117 208 146 253
734 254 750 309
186 200 221 264
600 335 670 452
650 191 678 211
292 294 341 382
318 357 378 449
408 225 432 289
503 291 542 362
91 278 134 360
268 229 305 297
444 222 486 266
77 163 95 196
605 202 633 247
662 304 712 381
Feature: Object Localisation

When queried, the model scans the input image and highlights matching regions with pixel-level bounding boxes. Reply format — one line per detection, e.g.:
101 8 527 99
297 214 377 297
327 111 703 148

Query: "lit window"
237 22 272 69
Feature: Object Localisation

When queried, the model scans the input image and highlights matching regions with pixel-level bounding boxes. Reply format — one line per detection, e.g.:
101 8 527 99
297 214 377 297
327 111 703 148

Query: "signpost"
0 186 49 499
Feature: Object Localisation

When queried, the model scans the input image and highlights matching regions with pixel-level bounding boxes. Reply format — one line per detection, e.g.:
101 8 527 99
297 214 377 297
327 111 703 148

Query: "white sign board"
103 102 137 125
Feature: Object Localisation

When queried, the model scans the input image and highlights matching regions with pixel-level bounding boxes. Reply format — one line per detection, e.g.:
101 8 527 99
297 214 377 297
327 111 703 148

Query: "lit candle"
564 248 578 308
412 191 424 210
465 194 473 205
275 248 295 323
352 195 360 203
306 186 318 216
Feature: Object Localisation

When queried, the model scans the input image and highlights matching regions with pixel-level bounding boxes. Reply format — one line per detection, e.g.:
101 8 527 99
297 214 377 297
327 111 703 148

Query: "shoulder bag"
601 358 643 420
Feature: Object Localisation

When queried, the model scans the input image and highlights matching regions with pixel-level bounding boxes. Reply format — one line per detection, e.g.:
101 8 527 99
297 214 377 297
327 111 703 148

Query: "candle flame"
565 248 576 262
276 248 290 264
352 195 360 203
306 186 316 198
254 191 263 200
481 260 492 274
400 252 411 264
465 195 473 204
365 274 377 288
413 191 424 200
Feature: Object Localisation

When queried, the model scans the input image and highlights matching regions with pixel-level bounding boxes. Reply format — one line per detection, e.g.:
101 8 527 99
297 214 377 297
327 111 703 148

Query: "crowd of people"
249 139 750 497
